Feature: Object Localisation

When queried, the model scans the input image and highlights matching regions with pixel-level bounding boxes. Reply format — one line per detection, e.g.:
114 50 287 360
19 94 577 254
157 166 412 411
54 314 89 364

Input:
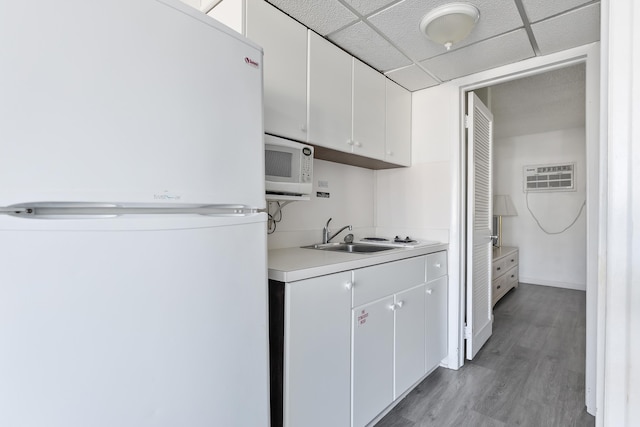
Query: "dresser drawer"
426 251 447 281
493 252 518 279
492 265 518 305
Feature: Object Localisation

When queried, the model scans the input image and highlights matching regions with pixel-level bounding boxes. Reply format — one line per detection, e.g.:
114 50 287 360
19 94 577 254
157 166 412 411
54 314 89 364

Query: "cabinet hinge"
464 114 470 129
464 324 472 339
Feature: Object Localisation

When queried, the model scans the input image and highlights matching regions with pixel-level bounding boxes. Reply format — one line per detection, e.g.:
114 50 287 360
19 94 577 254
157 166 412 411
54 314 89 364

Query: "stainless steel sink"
301 242 395 253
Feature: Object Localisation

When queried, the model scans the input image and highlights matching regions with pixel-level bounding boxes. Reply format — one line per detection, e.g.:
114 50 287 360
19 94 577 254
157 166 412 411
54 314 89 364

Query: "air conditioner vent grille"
523 163 575 192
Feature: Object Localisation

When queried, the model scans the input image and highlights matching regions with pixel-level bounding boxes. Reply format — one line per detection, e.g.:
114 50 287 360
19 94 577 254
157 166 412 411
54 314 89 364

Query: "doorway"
450 44 599 415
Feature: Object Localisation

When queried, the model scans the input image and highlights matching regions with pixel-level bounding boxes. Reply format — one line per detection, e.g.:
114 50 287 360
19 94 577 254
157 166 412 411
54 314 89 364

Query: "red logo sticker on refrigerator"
357 309 369 326
244 57 259 68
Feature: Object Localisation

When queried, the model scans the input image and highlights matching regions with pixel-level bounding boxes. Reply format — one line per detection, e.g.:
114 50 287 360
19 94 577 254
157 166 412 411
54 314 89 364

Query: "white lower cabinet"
284 271 352 427
351 257 427 427
425 276 448 372
352 296 395 427
394 285 426 398
273 251 447 427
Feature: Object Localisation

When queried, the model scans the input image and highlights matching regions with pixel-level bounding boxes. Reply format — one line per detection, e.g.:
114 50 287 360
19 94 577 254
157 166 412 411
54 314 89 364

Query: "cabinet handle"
354 141 362 148
510 259 515 262
497 267 501 271
389 304 397 311
396 300 404 308
497 285 501 289
387 150 393 156
346 139 354 146
344 282 353 290
426 289 433 295
510 275 515 279
435 263 441 268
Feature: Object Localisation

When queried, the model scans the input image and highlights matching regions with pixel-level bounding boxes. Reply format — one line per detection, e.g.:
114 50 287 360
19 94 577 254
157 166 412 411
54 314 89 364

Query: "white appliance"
0 1 269 426
264 134 313 200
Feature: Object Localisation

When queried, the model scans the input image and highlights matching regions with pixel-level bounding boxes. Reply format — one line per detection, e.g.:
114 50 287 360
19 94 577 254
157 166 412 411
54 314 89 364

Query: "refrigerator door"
0 213 269 427
0 0 265 208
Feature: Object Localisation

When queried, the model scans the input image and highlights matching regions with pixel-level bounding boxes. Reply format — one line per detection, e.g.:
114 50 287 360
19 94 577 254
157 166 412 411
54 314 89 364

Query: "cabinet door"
352 297 394 427
307 31 352 152
246 0 307 141
286 272 352 427
385 79 411 166
352 59 385 160
425 276 448 372
394 285 426 399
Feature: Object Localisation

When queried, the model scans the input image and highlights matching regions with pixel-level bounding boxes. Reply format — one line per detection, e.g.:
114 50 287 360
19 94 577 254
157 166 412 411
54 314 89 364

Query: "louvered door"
465 91 494 360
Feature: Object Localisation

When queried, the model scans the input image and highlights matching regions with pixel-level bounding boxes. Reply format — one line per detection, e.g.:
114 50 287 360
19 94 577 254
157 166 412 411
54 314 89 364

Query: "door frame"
446 42 601 414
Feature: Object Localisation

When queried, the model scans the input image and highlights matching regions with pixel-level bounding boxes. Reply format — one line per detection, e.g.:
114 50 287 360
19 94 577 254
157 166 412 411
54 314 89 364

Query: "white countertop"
268 243 449 282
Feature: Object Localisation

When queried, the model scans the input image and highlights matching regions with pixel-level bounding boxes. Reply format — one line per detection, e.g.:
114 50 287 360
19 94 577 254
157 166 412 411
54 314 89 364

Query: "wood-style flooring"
376 283 595 427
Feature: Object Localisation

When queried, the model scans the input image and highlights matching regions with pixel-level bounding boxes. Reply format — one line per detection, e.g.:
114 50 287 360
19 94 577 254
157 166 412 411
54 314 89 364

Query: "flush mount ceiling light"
419 3 480 51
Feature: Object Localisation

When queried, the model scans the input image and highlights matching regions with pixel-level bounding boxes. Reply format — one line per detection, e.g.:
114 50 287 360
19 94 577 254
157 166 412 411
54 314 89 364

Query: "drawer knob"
510 259 515 262
344 282 353 290
511 275 515 278
435 263 441 268
396 300 404 308
389 304 397 311
426 289 433 295
497 267 501 271
497 285 501 289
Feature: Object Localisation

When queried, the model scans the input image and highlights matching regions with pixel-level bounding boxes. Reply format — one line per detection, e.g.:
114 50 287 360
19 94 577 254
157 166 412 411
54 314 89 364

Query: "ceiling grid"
265 0 600 91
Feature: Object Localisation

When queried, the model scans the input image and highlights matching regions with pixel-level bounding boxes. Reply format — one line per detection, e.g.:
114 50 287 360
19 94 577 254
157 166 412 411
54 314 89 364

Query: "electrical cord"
267 201 292 234
525 191 586 235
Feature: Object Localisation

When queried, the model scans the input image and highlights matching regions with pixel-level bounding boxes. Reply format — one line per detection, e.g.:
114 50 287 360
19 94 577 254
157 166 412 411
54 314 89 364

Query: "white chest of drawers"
492 246 519 306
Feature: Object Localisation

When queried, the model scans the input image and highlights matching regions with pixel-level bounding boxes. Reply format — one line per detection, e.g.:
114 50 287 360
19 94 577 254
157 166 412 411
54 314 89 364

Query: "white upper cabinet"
210 1 412 169
209 0 308 141
245 0 307 141
385 79 411 166
352 59 386 160
307 31 353 153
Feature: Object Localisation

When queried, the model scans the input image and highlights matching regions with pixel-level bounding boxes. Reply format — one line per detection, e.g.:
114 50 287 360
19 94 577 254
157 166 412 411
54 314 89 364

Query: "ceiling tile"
421 29 535 81
329 21 412 71
491 64 586 139
368 0 523 62
385 64 439 92
339 0 400 17
266 0 358 36
520 0 594 23
532 3 600 55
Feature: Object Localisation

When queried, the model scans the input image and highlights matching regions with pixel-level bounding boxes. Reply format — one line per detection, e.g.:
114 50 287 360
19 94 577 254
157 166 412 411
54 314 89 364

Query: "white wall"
494 127 587 290
376 84 457 244
266 159 375 250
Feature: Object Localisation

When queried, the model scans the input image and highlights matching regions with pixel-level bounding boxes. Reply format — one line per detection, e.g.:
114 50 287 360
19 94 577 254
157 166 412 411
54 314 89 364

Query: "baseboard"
519 276 586 291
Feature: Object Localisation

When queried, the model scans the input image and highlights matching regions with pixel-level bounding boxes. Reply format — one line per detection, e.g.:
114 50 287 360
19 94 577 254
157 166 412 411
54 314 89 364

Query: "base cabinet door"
285 272 352 427
394 285 426 398
352 297 394 427
425 276 448 371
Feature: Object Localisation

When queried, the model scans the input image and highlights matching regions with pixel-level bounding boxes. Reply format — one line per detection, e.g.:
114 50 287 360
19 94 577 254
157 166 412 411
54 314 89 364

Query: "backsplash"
267 159 375 250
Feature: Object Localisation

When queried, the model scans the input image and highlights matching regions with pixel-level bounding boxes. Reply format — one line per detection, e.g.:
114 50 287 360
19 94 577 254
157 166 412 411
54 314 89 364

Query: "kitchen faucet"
323 218 352 244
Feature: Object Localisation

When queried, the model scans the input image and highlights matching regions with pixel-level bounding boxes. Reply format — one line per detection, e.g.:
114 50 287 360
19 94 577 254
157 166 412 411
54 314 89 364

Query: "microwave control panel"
301 147 313 183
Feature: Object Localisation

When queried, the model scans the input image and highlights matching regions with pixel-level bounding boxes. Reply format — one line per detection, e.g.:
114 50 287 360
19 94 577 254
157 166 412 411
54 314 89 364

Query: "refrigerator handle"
0 207 32 215
0 204 257 218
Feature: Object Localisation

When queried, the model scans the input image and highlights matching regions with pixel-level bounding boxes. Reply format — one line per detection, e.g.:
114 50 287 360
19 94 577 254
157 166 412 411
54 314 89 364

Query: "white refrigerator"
0 1 270 426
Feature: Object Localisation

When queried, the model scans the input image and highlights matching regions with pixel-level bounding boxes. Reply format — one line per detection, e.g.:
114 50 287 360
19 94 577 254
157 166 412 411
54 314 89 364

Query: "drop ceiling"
489 63 586 139
263 0 600 91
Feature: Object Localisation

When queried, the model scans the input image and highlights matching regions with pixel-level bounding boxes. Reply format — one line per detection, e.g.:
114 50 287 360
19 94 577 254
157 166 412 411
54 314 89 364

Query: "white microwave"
264 134 313 200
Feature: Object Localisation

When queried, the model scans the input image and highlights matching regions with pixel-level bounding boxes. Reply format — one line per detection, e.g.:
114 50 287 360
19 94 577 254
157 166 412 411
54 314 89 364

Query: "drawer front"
504 265 518 286
503 251 518 271
426 251 447 281
493 250 518 280
492 265 518 305
353 256 426 307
